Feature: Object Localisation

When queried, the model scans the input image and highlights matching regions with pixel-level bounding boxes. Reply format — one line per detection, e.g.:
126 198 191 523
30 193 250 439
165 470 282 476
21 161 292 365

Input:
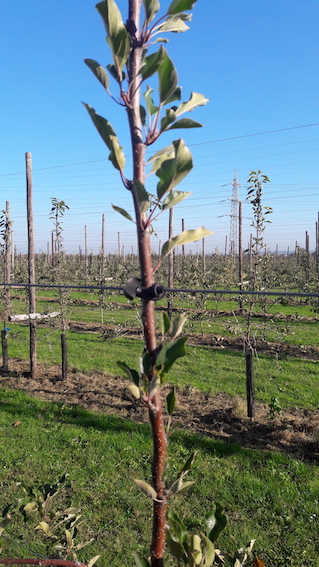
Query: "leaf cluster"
0 474 99 567
84 0 212 268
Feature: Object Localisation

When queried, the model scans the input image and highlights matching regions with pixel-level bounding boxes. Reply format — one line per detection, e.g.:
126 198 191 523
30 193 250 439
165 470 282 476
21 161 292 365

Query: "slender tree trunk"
128 3 166 564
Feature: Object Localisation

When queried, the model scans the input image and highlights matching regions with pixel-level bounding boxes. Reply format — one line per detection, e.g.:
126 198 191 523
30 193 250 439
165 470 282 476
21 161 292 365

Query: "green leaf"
160 108 177 132
140 105 147 127
173 480 195 494
161 311 171 335
142 351 152 377
96 0 130 71
156 139 193 199
201 534 215 567
83 103 125 171
144 86 159 117
35 521 53 537
158 50 178 105
87 555 101 567
174 92 209 116
162 190 192 212
107 63 126 84
134 479 157 500
166 387 176 416
157 16 190 33
112 204 134 223
153 37 169 44
134 180 150 213
167 0 198 14
117 361 139 386
164 86 182 105
166 531 188 564
171 312 188 339
65 529 73 549
156 337 187 375
148 143 174 173
161 227 213 260
206 504 228 543
180 451 197 473
143 0 160 24
23 501 38 512
166 118 203 131
84 59 110 91
127 383 141 399
167 511 188 544
140 46 165 81
0 515 11 537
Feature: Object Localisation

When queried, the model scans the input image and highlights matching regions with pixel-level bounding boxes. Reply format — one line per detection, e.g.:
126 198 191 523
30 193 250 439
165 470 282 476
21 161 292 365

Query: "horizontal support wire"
0 282 319 298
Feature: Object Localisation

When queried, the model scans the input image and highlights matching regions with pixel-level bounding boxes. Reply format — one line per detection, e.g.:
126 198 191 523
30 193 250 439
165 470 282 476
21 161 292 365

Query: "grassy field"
0 388 318 567
3 325 319 410
1 288 319 566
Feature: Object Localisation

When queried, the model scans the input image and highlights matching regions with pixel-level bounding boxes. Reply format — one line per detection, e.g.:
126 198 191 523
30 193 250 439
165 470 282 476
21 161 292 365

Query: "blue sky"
1 0 319 255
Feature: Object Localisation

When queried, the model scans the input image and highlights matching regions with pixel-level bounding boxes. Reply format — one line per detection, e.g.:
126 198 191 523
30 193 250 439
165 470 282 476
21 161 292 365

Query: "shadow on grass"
0 387 244 460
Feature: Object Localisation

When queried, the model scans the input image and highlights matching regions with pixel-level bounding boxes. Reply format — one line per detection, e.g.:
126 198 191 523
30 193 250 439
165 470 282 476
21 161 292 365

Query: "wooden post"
181 218 185 255
202 226 206 274
102 213 105 255
1 329 8 372
61 332 68 381
224 235 227 257
167 208 174 318
305 230 310 282
51 231 54 266
11 228 14 274
249 234 253 273
246 349 255 418
4 201 11 322
26 152 37 378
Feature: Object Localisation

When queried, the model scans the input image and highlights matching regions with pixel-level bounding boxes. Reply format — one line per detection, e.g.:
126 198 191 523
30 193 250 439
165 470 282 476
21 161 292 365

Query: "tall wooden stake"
181 218 185 255
101 213 105 255
4 201 11 322
202 226 206 274
26 152 37 379
167 208 174 318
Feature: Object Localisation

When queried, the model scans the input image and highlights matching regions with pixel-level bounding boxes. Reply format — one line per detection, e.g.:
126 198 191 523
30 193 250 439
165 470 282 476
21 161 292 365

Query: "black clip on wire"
124 277 165 301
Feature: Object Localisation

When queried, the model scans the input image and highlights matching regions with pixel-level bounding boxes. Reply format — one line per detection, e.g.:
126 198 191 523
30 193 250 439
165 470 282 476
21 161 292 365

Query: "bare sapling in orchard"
245 170 272 418
50 198 70 381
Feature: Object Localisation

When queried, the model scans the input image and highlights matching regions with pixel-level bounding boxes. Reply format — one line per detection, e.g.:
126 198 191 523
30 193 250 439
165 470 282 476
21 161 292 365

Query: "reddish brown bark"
127 2 167 565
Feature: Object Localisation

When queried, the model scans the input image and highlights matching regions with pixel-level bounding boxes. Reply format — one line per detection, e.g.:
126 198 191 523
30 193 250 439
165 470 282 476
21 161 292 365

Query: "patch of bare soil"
1 359 318 464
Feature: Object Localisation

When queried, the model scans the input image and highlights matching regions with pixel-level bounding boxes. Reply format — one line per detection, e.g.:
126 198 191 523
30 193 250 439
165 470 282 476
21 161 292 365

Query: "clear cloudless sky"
1 0 319 255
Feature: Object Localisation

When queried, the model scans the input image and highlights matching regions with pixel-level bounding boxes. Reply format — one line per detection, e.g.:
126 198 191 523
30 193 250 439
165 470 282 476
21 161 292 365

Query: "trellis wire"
0 282 319 298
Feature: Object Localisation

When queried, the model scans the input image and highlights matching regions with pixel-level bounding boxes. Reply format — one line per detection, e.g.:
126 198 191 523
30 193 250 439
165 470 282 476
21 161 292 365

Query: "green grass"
5 325 319 410
0 388 318 567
